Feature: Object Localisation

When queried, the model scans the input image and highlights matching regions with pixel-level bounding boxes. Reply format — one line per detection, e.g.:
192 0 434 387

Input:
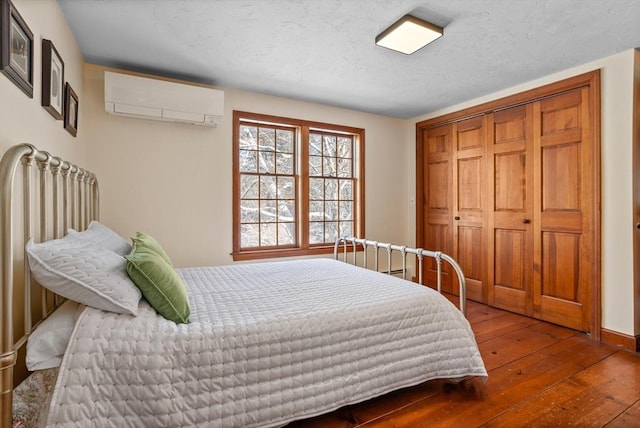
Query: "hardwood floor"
288 298 640 427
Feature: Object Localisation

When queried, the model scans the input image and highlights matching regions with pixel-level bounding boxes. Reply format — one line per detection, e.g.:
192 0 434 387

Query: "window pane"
325 201 338 221
260 200 277 223
240 175 259 199
325 179 338 200
239 150 257 173
277 177 295 199
309 178 324 200
309 133 322 155
276 130 294 153
241 200 259 223
260 176 277 199
258 151 275 174
325 221 338 242
278 200 295 222
309 156 322 176
339 221 353 238
309 221 324 244
309 201 324 220
276 153 294 175
260 223 277 246
337 158 352 178
239 125 258 150
323 157 337 177
337 137 352 158
241 224 259 248
278 223 295 245
259 128 275 151
339 200 352 220
323 135 336 157
339 180 353 200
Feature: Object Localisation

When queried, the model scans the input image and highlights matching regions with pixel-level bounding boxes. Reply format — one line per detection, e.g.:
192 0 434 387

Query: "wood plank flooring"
288 298 640 427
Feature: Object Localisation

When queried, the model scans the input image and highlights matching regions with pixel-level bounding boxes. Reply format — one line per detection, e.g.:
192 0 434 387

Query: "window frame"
232 111 365 261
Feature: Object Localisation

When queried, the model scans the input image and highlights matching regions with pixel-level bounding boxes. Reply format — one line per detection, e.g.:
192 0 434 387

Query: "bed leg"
0 350 16 428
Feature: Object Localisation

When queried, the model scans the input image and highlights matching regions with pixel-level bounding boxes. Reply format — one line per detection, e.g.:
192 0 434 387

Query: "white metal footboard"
334 237 467 316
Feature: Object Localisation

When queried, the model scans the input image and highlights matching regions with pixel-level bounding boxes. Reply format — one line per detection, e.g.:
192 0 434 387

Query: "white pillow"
26 239 141 315
67 221 131 256
26 300 84 371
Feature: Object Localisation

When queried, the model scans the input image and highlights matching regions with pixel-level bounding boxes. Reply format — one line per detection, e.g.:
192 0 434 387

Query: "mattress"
45 258 486 427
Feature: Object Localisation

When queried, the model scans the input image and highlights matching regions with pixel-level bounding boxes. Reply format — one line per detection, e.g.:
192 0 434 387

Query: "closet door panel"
428 161 449 210
542 232 580 301
458 157 482 213
488 105 534 314
453 116 486 301
423 125 453 291
495 151 526 211
457 226 483 280
533 89 592 332
539 141 584 232
541 142 580 210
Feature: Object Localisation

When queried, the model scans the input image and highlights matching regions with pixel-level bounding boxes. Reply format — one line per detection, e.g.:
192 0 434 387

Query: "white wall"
407 49 637 336
0 0 84 163
0 0 85 382
83 64 409 268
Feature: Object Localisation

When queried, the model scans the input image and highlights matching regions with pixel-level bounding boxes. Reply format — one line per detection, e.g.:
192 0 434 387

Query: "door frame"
416 70 601 339
633 49 640 351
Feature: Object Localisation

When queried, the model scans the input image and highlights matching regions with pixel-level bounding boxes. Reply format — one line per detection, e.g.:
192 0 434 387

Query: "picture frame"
0 0 33 97
64 82 78 137
42 39 64 119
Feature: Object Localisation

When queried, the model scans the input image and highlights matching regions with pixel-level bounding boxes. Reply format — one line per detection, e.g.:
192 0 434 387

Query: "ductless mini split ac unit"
104 71 224 127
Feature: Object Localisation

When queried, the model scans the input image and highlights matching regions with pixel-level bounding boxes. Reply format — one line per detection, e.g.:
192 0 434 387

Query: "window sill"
232 245 337 261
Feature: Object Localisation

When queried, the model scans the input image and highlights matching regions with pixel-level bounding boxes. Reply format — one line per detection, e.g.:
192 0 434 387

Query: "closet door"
417 71 600 334
422 124 453 293
487 105 534 314
452 116 487 302
532 89 593 332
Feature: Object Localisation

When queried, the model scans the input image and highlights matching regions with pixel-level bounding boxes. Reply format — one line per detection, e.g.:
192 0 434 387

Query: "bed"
0 144 486 428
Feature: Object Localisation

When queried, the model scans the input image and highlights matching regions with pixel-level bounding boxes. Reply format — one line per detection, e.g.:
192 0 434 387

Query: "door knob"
523 219 531 224
454 216 460 220
637 222 640 230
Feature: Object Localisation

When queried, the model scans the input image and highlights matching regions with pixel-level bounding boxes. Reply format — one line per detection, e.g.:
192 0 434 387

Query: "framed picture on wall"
42 39 64 119
0 0 33 97
64 82 78 137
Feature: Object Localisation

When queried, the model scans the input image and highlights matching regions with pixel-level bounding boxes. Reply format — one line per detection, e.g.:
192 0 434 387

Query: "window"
233 111 364 260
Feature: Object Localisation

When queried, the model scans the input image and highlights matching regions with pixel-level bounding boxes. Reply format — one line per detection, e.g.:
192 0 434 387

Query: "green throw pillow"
131 231 173 266
125 243 190 324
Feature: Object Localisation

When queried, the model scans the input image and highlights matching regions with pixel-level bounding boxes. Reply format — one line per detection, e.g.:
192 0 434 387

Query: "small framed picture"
42 39 64 119
0 0 33 97
64 82 78 137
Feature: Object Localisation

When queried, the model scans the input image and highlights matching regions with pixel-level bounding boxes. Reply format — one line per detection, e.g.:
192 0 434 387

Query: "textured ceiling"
57 0 640 118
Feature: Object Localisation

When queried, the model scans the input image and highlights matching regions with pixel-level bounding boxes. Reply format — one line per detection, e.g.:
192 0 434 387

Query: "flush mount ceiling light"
375 15 443 55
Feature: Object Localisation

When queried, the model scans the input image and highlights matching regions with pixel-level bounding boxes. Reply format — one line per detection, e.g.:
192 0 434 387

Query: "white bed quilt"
46 258 486 427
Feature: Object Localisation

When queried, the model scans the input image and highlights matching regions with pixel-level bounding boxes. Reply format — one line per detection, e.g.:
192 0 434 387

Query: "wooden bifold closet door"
420 116 486 300
416 72 600 334
487 104 534 316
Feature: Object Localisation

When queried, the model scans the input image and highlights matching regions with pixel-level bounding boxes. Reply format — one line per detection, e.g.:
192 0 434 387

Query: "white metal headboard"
0 144 99 428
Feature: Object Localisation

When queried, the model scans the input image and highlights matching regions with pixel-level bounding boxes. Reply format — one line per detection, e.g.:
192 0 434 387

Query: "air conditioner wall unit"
104 71 224 127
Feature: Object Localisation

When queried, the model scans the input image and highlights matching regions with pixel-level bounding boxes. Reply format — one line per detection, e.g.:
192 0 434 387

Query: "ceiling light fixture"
375 15 443 55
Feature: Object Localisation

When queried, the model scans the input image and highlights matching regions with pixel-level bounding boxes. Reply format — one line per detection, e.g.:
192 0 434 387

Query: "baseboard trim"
601 328 639 352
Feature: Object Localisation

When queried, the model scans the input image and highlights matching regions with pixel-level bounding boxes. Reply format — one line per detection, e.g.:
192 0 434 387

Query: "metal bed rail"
334 237 467 316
